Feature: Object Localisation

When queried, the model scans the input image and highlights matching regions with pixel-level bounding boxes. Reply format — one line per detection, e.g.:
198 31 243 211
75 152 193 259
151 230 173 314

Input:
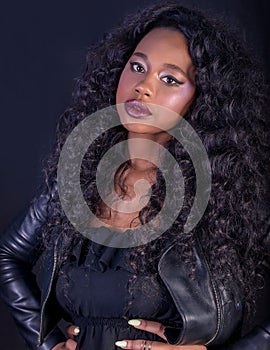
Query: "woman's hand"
51 325 80 350
51 339 77 350
115 319 206 350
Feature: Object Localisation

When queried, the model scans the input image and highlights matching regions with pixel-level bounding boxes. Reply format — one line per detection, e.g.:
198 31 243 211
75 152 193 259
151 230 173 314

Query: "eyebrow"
132 52 188 79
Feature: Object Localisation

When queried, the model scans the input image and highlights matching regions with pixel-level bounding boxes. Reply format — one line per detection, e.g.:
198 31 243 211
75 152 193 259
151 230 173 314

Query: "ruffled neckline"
70 227 134 273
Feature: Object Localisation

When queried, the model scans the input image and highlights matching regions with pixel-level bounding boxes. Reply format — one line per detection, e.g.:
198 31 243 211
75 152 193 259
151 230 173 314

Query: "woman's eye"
161 75 183 86
130 62 145 73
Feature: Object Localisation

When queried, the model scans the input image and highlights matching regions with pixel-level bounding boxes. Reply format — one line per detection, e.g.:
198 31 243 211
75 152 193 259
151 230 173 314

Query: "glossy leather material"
227 324 270 350
0 191 66 349
214 321 270 350
0 190 269 349
159 241 242 346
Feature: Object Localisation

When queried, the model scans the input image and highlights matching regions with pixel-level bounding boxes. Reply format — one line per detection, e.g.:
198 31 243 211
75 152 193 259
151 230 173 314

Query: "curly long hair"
41 0 269 314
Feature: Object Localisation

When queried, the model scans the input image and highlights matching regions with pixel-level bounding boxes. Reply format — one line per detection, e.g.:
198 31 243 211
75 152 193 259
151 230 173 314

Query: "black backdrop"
0 0 269 348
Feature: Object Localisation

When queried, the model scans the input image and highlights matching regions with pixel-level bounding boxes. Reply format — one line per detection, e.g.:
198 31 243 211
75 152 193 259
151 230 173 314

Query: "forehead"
133 28 192 65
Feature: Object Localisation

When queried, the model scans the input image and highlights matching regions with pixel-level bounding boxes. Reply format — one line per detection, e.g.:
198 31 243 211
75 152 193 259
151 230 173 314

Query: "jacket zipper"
204 275 222 345
196 238 222 346
38 239 58 345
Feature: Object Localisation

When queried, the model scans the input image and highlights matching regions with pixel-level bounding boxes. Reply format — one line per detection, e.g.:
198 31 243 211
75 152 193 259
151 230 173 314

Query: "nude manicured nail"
115 340 128 348
128 319 141 326
74 326 80 334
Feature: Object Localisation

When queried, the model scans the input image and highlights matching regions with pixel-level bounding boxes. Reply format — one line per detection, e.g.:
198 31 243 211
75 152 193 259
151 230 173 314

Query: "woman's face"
116 27 196 135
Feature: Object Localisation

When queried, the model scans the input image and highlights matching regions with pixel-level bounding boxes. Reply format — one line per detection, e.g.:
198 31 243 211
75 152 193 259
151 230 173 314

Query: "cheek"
163 87 195 115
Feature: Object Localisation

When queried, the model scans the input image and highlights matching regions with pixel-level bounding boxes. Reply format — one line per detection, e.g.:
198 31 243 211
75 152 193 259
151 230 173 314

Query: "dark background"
0 0 269 348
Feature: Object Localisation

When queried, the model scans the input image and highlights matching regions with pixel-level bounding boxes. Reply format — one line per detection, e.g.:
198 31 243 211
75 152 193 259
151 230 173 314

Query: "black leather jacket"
0 190 270 350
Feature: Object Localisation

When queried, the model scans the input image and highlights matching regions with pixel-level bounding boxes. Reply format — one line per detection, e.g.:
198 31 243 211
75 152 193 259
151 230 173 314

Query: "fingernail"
74 326 80 334
115 340 128 348
128 319 141 326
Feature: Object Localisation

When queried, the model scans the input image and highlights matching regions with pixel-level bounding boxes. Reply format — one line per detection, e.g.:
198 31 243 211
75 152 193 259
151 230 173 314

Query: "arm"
0 190 66 350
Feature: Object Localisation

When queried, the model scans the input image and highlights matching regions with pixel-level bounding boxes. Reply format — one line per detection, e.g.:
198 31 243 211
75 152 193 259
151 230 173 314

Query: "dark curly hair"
41 0 269 315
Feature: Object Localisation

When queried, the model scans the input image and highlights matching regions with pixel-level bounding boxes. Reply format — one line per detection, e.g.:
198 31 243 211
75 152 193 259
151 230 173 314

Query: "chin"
122 123 163 134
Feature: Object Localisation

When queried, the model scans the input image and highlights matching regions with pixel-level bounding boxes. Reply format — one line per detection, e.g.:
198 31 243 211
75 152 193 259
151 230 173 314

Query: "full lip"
124 99 152 119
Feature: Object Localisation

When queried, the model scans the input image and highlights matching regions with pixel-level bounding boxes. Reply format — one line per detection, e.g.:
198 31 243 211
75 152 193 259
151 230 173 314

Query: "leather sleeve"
0 191 66 350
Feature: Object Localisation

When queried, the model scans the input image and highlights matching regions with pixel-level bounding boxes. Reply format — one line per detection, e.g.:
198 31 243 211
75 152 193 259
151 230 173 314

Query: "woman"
0 1 269 350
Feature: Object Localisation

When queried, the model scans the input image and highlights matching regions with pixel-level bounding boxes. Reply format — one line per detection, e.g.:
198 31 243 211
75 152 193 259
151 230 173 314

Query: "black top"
55 227 181 350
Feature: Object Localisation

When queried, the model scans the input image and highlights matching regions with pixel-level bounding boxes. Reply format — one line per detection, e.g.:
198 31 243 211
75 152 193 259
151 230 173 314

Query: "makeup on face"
116 27 196 135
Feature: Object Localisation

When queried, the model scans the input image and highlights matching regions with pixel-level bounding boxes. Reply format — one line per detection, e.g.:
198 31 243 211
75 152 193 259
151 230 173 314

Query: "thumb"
66 324 80 338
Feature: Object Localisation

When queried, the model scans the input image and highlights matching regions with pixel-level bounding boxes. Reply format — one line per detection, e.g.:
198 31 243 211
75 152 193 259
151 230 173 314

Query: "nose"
134 77 154 98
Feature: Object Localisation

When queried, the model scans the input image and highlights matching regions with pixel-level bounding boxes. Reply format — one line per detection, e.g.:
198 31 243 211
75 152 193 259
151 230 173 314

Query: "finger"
115 339 157 350
115 340 206 350
128 319 166 340
66 325 80 338
64 338 77 350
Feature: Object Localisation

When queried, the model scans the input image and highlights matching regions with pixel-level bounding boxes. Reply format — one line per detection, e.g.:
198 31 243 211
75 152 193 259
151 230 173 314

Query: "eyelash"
129 61 184 86
130 61 145 73
161 75 184 86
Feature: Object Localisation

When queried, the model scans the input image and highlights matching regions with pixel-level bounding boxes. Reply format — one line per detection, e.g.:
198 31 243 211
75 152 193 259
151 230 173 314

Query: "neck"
127 131 171 171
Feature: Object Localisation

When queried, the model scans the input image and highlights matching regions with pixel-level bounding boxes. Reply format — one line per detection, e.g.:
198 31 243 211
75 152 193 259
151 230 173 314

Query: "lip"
124 99 152 119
